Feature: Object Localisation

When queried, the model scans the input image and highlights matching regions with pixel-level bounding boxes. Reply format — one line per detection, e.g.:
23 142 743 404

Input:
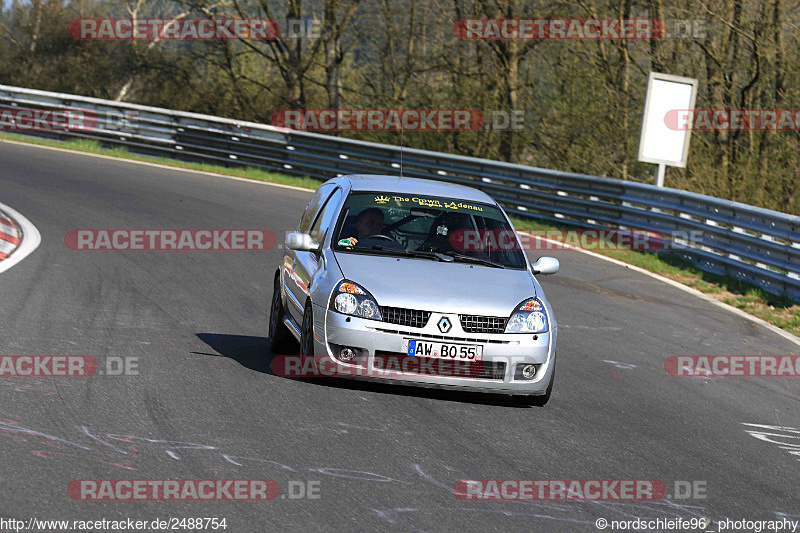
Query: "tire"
299 300 315 359
269 276 296 354
512 362 555 407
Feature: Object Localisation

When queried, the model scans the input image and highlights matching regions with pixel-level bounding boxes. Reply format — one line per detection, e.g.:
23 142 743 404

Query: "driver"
339 208 385 248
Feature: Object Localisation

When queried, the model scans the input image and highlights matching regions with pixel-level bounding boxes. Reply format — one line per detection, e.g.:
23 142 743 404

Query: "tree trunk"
28 0 43 53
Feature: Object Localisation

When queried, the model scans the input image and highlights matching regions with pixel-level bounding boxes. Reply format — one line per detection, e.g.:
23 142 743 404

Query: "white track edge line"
0 138 315 193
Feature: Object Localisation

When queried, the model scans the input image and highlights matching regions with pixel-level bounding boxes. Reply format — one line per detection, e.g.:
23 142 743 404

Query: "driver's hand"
338 237 358 248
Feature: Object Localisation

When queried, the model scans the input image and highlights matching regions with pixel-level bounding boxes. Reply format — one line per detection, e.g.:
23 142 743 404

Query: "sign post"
637 72 698 187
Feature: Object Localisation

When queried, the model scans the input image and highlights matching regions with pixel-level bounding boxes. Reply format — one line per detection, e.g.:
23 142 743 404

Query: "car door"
284 184 335 323
286 186 343 323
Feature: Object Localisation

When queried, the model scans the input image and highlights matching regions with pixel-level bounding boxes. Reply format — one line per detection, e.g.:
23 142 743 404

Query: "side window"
310 188 343 242
298 184 334 233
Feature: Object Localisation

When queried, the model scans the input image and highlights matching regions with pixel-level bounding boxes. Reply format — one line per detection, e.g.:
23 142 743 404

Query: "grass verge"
2 132 797 337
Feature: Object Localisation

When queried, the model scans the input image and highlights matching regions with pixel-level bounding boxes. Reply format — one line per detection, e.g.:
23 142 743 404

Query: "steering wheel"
359 233 406 251
365 234 397 242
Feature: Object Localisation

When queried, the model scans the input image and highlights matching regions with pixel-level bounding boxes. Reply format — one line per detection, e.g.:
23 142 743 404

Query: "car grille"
380 306 431 328
374 352 506 380
371 327 511 344
458 314 508 334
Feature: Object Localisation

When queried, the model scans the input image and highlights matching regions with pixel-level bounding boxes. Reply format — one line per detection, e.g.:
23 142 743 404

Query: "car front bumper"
310 303 557 395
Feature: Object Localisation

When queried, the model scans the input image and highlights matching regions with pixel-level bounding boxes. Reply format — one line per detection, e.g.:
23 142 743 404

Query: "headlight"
331 280 382 320
504 298 548 333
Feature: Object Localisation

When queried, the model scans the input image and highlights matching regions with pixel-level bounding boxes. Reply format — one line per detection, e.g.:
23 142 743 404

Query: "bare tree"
322 0 360 109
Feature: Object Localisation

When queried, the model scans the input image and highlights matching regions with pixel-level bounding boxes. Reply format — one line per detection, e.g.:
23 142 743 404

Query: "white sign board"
637 72 698 168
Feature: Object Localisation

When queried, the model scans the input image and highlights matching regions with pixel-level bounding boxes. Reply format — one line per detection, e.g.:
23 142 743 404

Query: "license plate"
405 339 483 360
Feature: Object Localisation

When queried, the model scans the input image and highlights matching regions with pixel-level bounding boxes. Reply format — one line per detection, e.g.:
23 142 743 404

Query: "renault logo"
437 317 452 334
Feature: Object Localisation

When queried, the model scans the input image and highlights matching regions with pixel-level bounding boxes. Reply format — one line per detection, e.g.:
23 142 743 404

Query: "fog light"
521 364 537 379
339 348 356 361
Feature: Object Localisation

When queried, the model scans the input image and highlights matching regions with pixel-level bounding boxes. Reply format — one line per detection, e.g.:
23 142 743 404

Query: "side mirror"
531 256 559 275
286 232 320 253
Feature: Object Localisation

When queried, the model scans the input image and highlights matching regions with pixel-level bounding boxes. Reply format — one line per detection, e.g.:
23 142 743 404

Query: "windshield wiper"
349 245 495 266
361 246 451 262
428 249 506 269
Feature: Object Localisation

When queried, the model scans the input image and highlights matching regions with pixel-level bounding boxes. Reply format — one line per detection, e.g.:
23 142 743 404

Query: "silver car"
269 175 560 405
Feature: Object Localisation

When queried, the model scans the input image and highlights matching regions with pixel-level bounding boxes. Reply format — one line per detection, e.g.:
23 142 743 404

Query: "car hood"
333 253 536 316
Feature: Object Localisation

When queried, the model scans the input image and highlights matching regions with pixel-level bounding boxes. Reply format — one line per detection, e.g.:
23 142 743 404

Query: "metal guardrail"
1 83 798 301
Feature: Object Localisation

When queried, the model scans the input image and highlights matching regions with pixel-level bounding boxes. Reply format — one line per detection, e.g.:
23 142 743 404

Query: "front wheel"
299 301 315 359
269 277 296 353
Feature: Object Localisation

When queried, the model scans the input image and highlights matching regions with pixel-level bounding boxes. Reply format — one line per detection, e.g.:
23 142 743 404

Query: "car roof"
335 175 496 205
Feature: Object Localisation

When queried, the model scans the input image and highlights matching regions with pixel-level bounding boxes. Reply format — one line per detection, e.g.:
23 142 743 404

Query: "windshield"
332 192 527 269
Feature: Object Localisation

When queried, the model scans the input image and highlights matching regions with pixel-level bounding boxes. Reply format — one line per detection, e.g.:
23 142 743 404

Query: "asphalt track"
0 140 798 532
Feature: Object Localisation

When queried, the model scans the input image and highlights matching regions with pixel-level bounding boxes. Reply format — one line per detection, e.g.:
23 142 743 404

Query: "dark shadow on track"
196 332 537 408
195 333 277 374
